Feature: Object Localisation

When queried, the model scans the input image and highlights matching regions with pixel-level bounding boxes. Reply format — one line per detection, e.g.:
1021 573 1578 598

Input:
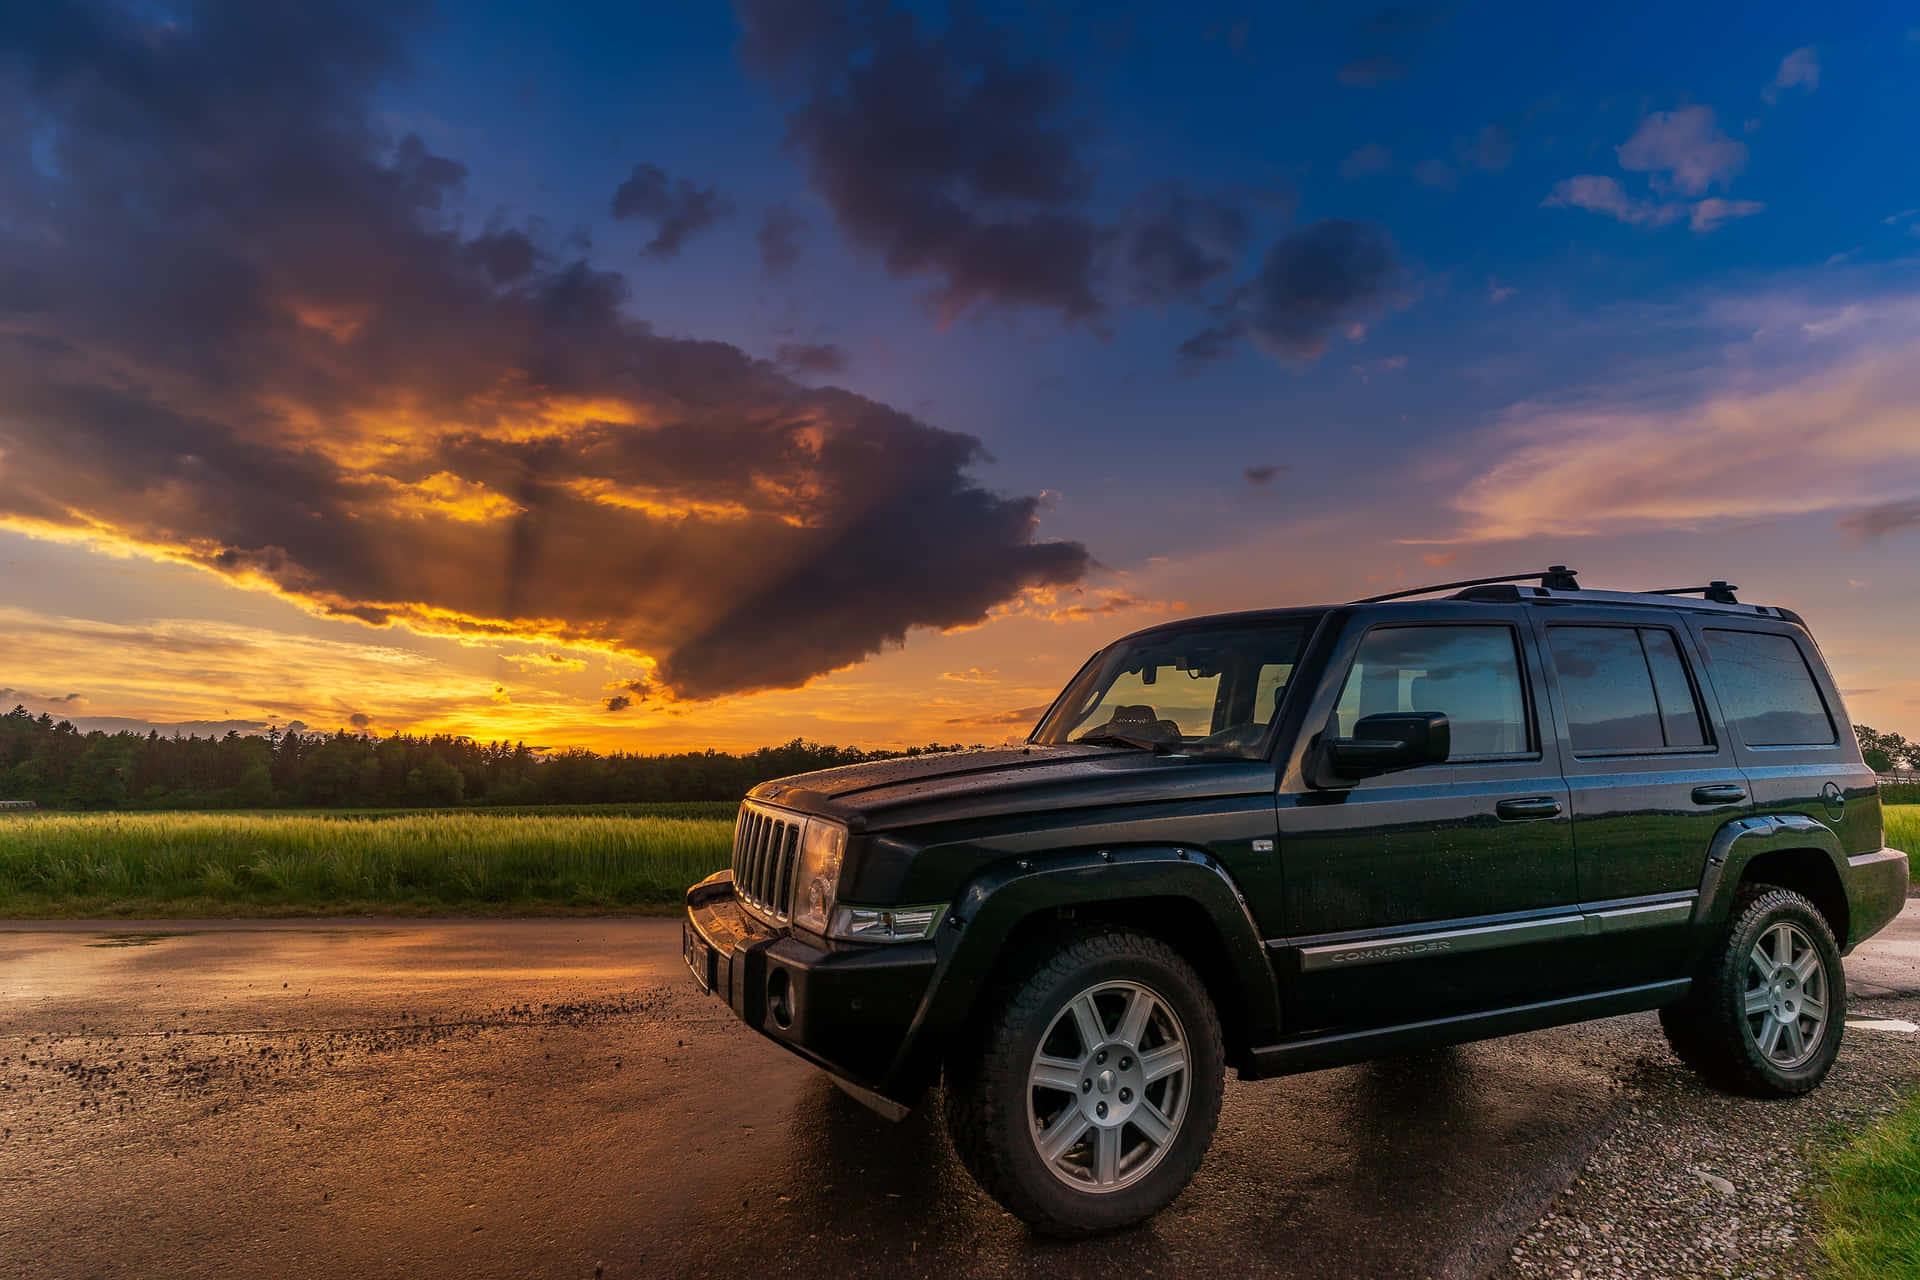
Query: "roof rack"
1354 566 1580 604
1648 580 1740 605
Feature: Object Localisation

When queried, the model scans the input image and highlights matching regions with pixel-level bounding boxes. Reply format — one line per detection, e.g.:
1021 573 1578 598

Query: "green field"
0 802 1912 919
1888 805 1919 872
0 807 737 917
1820 1088 1920 1280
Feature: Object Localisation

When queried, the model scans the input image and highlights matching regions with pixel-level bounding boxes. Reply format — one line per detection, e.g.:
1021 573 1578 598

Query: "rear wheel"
1660 886 1844 1097
944 929 1225 1236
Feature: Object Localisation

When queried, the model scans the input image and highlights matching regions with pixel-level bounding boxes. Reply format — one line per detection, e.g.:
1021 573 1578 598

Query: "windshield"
1030 620 1315 760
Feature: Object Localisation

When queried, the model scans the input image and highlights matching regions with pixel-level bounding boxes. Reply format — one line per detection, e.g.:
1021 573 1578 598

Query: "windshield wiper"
1074 732 1175 754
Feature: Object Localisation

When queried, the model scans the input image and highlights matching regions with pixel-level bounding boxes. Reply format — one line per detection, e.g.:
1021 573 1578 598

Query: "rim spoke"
1743 986 1774 1016
1131 1102 1174 1146
1031 1055 1084 1094
1116 988 1154 1048
1756 1016 1784 1058
1068 994 1105 1054
1779 1017 1803 1060
1771 925 1793 970
1139 1042 1188 1084
1799 994 1826 1020
1750 941 1778 981
1094 1123 1121 1185
1037 1112 1091 1164
1791 950 1822 986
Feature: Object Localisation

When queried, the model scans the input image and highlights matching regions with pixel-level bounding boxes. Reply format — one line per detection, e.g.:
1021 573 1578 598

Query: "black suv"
683 569 1908 1235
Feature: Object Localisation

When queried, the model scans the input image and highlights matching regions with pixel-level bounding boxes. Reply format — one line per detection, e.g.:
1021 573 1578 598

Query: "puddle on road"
86 932 194 948
1847 1018 1920 1034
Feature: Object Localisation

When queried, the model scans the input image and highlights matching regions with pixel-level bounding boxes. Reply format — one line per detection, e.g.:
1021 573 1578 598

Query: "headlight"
791 818 847 932
829 904 947 942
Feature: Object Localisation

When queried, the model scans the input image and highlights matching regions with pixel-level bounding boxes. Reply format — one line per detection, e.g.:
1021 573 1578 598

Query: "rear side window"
1334 625 1531 758
1548 626 1710 753
1702 629 1835 746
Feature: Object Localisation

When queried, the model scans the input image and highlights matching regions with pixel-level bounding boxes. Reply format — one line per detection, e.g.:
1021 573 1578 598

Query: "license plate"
683 921 715 992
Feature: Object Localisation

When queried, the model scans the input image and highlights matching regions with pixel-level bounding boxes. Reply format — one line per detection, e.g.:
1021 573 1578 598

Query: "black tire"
943 929 1225 1237
1659 886 1845 1097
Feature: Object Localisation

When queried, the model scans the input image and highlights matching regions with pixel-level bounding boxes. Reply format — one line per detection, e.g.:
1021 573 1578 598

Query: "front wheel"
944 929 1225 1236
1660 886 1845 1097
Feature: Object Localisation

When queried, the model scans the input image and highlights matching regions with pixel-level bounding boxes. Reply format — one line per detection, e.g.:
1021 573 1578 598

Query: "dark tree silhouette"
0 705 974 810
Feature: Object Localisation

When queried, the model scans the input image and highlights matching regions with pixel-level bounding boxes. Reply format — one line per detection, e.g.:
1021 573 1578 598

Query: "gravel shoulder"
1495 994 1920 1280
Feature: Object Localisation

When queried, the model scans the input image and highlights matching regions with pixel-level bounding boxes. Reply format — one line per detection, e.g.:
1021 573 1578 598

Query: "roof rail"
1353 565 1580 604
1648 580 1740 605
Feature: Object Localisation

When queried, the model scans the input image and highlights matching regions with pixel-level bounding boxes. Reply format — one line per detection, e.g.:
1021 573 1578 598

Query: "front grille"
731 802 802 922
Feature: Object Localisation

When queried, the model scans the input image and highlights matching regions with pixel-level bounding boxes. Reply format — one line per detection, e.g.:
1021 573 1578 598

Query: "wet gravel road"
1 908 1914 1280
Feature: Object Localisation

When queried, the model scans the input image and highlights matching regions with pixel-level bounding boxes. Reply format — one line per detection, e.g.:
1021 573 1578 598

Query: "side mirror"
1325 712 1451 779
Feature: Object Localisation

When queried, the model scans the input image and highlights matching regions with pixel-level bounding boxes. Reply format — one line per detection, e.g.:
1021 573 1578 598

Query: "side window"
1549 627 1661 751
1548 626 1710 753
1335 625 1530 758
1702 630 1836 746
1640 630 1708 748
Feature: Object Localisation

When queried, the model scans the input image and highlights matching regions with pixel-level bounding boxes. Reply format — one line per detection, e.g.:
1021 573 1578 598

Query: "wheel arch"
881 847 1282 1093
1695 814 1849 948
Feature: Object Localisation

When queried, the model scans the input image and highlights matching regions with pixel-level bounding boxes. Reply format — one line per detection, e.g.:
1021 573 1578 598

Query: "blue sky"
1 1 1917 749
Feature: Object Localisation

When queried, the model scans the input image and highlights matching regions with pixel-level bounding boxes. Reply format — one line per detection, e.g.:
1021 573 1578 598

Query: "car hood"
746 744 1274 834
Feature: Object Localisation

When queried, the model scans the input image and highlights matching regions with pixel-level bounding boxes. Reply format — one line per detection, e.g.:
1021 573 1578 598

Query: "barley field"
0 808 736 917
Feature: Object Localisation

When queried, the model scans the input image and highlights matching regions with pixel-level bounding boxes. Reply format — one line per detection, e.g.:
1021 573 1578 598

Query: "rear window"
1702 629 1835 747
1547 626 1709 753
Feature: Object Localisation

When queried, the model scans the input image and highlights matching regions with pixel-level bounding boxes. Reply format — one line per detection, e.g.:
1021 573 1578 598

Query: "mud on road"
0 914 1912 1279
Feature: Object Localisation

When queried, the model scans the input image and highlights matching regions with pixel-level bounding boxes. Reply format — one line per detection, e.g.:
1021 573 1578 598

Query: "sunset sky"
2 1 1918 753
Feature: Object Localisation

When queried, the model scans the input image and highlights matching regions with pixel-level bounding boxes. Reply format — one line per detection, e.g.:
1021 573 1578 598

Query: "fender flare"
881 845 1280 1093
1693 813 1845 932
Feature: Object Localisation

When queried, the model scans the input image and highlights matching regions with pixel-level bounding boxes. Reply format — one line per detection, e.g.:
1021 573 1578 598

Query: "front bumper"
684 871 937 1112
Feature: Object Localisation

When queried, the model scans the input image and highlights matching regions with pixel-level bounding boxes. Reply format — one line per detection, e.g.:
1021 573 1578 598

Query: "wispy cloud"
1763 47 1820 104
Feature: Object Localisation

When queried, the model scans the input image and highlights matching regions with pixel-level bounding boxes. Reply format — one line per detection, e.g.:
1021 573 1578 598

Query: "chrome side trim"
1297 914 1586 972
1291 895 1696 971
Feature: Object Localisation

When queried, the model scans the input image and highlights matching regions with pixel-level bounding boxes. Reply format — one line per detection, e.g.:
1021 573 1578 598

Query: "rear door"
1274 604 1578 1033
1531 609 1750 986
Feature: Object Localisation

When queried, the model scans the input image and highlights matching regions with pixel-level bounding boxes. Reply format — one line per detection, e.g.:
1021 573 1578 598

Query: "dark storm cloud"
603 694 634 712
611 163 735 259
1102 183 1254 307
1243 463 1288 487
1181 221 1402 365
775 341 850 375
757 202 807 277
734 0 1102 323
0 0 1090 700
1837 499 1920 540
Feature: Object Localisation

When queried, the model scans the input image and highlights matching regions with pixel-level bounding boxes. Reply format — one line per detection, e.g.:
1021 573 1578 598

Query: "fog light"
767 967 794 1029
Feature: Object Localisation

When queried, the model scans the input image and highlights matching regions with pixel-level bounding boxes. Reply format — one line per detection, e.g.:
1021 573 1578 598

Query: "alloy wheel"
1743 920 1829 1069
1026 979 1190 1193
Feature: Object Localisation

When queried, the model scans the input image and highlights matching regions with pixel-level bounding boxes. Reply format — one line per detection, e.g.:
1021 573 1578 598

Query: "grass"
1819 1089 1920 1280
1887 804 1919 866
0 807 736 917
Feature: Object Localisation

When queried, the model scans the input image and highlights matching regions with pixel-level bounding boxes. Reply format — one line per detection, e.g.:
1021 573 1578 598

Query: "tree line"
0 705 975 810
5 705 1912 812
1856 725 1920 774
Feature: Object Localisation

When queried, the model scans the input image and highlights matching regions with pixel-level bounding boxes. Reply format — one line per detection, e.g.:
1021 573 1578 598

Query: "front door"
1275 609 1578 1034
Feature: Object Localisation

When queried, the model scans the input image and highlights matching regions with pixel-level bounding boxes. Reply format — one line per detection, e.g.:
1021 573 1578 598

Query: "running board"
1242 979 1691 1079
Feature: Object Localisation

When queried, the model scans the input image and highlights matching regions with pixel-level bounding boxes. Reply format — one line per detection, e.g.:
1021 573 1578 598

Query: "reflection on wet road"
0 910 1909 1278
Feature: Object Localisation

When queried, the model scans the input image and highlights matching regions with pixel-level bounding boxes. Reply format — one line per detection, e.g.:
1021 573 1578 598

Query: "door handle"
1691 784 1747 805
1496 797 1562 820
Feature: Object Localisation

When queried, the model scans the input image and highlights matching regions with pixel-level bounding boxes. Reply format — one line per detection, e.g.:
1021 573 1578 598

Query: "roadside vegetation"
0 808 735 917
1818 1088 1920 1280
